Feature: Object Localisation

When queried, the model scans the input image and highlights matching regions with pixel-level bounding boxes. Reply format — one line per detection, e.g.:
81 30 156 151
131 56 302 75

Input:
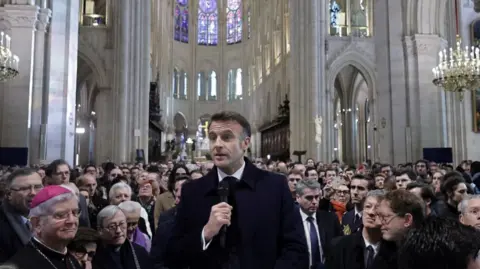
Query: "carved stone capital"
3 5 39 29
412 34 441 56
36 8 51 32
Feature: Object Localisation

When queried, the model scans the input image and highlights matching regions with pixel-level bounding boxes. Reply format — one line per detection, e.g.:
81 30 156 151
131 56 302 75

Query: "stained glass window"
226 0 242 44
247 6 251 39
174 0 189 43
198 0 218 45
329 0 341 27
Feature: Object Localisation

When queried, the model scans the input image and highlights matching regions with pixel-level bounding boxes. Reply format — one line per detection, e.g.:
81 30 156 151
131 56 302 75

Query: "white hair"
459 194 480 214
108 182 132 201
29 191 78 218
62 183 79 197
118 201 141 214
97 205 124 229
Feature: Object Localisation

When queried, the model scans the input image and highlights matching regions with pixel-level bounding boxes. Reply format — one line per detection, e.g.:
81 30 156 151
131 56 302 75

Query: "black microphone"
217 180 230 248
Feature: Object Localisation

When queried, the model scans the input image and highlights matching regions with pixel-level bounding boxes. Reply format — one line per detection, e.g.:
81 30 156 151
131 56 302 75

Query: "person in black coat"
0 168 43 263
326 190 397 269
165 111 308 269
92 205 151 269
151 176 191 269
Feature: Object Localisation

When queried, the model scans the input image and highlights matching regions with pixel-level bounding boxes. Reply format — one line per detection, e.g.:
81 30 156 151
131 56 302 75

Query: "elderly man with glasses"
92 205 151 269
5 185 83 269
0 168 43 263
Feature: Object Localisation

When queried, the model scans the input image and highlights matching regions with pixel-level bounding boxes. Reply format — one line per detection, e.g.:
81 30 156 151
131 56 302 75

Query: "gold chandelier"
432 35 480 100
0 32 19 82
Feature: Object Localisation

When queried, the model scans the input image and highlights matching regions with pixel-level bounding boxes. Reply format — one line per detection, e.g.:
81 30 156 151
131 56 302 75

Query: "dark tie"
25 219 31 232
307 216 322 267
365 245 374 269
354 214 361 224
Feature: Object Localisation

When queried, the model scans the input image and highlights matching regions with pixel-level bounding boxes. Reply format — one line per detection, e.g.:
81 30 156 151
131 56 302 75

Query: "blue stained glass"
198 0 218 45
226 0 242 44
330 0 341 26
174 0 189 43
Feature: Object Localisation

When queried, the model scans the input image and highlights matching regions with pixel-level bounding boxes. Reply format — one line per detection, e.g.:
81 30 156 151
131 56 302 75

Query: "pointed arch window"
174 0 189 43
226 0 242 44
173 69 188 100
198 0 218 45
227 68 242 101
197 70 217 101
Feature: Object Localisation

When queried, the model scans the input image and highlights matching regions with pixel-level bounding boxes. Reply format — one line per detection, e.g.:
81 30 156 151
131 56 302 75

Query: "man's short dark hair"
398 217 480 269
351 174 375 190
394 169 416 181
406 182 436 204
6 168 37 188
45 159 70 177
209 111 251 137
384 189 426 228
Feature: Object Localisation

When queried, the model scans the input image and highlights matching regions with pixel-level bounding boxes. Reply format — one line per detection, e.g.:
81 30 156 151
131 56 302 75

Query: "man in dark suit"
342 175 374 235
294 179 343 269
151 175 191 269
164 111 308 269
326 190 397 269
0 168 43 263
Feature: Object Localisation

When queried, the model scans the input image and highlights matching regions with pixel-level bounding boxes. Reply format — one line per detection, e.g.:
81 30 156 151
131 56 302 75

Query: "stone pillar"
0 5 38 165
111 0 129 162
412 35 446 156
94 88 113 163
43 0 79 165
29 7 51 165
374 0 406 164
139 0 151 163
290 0 329 162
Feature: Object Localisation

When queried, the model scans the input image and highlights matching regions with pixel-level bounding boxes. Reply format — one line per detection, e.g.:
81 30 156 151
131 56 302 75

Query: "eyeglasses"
73 249 96 259
335 190 349 195
52 209 81 220
377 214 399 225
110 174 120 177
127 221 139 228
466 208 480 217
54 171 70 176
10 184 44 193
104 221 127 232
303 195 320 202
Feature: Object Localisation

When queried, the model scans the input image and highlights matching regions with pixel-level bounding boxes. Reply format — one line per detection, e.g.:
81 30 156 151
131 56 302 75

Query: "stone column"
29 7 51 165
42 0 79 165
374 0 407 164
111 0 129 162
140 0 151 163
94 88 113 163
289 0 329 162
0 5 38 166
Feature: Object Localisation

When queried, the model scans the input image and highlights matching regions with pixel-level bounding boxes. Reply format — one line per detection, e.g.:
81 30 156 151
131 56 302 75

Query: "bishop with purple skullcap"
30 185 72 209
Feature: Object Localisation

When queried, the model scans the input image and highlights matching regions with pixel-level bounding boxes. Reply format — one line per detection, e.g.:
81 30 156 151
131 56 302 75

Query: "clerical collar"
33 237 68 256
217 161 246 182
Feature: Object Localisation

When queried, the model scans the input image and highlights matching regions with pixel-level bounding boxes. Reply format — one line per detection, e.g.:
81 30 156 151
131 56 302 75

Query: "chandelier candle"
432 36 480 100
0 31 19 81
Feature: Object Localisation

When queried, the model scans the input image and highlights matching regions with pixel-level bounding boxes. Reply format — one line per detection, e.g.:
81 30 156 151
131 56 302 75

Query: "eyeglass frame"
10 184 44 193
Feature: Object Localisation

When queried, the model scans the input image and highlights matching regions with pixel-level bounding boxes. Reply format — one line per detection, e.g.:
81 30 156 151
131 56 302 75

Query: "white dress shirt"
299 209 324 266
201 162 246 250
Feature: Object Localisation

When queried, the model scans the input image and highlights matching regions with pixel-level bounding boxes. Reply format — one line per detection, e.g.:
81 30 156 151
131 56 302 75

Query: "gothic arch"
173 111 188 132
327 51 376 110
77 48 108 88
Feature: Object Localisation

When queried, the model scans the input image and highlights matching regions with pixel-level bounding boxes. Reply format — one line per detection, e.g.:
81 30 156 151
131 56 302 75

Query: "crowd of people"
0 111 479 269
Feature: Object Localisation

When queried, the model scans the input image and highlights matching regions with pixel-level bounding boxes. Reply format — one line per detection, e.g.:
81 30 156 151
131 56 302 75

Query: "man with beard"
0 168 43 263
326 190 397 269
5 185 82 269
